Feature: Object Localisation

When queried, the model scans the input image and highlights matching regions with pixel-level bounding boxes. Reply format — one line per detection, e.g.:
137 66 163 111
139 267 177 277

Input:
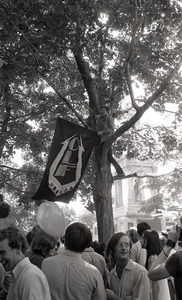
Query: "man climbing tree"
95 106 125 176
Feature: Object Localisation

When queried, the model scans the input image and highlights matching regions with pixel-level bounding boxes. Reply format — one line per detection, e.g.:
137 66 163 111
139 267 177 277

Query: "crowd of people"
0 201 181 300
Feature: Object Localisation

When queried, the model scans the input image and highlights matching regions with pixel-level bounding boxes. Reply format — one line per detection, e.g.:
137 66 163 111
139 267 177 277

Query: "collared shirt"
82 247 108 277
130 240 147 267
7 257 51 300
109 259 152 300
41 249 106 300
82 247 109 288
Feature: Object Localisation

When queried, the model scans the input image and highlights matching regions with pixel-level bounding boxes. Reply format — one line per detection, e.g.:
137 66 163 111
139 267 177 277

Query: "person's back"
82 247 109 288
42 222 106 300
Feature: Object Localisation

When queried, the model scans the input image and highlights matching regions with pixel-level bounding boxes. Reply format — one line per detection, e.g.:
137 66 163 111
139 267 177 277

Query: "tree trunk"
93 154 114 244
0 64 11 159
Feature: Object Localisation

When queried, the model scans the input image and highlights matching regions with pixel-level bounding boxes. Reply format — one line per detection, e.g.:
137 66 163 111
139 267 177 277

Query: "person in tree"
96 106 125 176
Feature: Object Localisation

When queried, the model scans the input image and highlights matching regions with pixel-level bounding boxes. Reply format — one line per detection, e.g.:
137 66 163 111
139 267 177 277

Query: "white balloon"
36 201 65 237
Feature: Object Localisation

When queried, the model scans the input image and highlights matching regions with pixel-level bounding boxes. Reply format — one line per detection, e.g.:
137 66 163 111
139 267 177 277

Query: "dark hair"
137 222 151 237
107 232 127 258
0 227 28 254
129 227 138 244
31 229 58 257
142 230 161 270
26 231 33 245
159 234 167 249
64 222 92 252
0 202 11 218
31 225 41 239
91 241 105 256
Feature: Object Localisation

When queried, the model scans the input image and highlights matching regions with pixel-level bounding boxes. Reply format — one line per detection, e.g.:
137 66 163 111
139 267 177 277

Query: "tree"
0 0 182 243
58 205 77 228
78 210 96 230
139 168 182 223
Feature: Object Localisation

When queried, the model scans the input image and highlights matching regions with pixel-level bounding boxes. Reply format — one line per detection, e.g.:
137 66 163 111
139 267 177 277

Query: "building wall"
92 157 165 241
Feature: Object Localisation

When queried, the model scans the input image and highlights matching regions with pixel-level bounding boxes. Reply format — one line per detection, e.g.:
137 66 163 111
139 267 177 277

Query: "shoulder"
41 255 57 269
166 251 182 268
131 241 141 253
21 262 48 284
127 259 147 273
84 260 100 272
132 240 141 249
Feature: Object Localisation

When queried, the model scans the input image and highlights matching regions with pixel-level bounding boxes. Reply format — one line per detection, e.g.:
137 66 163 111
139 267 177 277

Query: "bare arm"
148 226 179 281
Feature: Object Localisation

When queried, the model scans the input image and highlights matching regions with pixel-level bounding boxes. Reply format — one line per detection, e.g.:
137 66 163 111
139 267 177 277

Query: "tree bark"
93 149 114 244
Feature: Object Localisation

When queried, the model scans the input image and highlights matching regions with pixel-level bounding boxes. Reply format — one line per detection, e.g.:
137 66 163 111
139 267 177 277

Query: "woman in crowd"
28 229 59 269
141 230 171 300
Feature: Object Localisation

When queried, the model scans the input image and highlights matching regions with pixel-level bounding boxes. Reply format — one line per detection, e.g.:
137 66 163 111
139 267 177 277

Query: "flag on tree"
32 118 100 203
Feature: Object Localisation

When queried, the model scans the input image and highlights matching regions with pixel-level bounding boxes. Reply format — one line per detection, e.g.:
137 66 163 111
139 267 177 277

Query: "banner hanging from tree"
32 118 100 203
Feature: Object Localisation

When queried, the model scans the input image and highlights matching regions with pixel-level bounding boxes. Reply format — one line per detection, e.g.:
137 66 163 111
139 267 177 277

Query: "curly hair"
0 202 11 218
31 229 58 257
137 222 151 237
0 227 28 254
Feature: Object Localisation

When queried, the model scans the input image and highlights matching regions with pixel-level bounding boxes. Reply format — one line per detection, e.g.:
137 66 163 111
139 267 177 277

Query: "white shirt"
7 257 51 300
42 249 107 300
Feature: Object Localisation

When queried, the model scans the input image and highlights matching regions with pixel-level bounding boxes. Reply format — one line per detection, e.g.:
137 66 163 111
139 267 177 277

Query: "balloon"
36 201 65 237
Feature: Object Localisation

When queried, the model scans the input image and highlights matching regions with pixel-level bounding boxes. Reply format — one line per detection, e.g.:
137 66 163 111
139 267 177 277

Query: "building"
93 157 166 241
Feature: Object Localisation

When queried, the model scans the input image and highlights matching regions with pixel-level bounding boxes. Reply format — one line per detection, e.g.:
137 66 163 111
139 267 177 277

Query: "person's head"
107 232 131 265
159 234 167 249
0 202 11 218
64 222 92 252
91 240 100 252
100 106 110 116
26 231 33 246
31 225 41 240
128 227 138 244
91 241 106 256
141 229 161 269
137 222 151 237
0 227 28 271
31 229 59 257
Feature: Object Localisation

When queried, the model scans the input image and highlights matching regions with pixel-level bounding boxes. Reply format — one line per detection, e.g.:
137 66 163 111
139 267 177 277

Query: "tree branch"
0 165 43 175
112 58 182 140
113 168 180 181
39 73 89 128
125 0 153 111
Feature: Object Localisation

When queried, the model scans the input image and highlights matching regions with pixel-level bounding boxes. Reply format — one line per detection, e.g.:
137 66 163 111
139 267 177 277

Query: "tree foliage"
0 0 182 242
140 168 182 222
